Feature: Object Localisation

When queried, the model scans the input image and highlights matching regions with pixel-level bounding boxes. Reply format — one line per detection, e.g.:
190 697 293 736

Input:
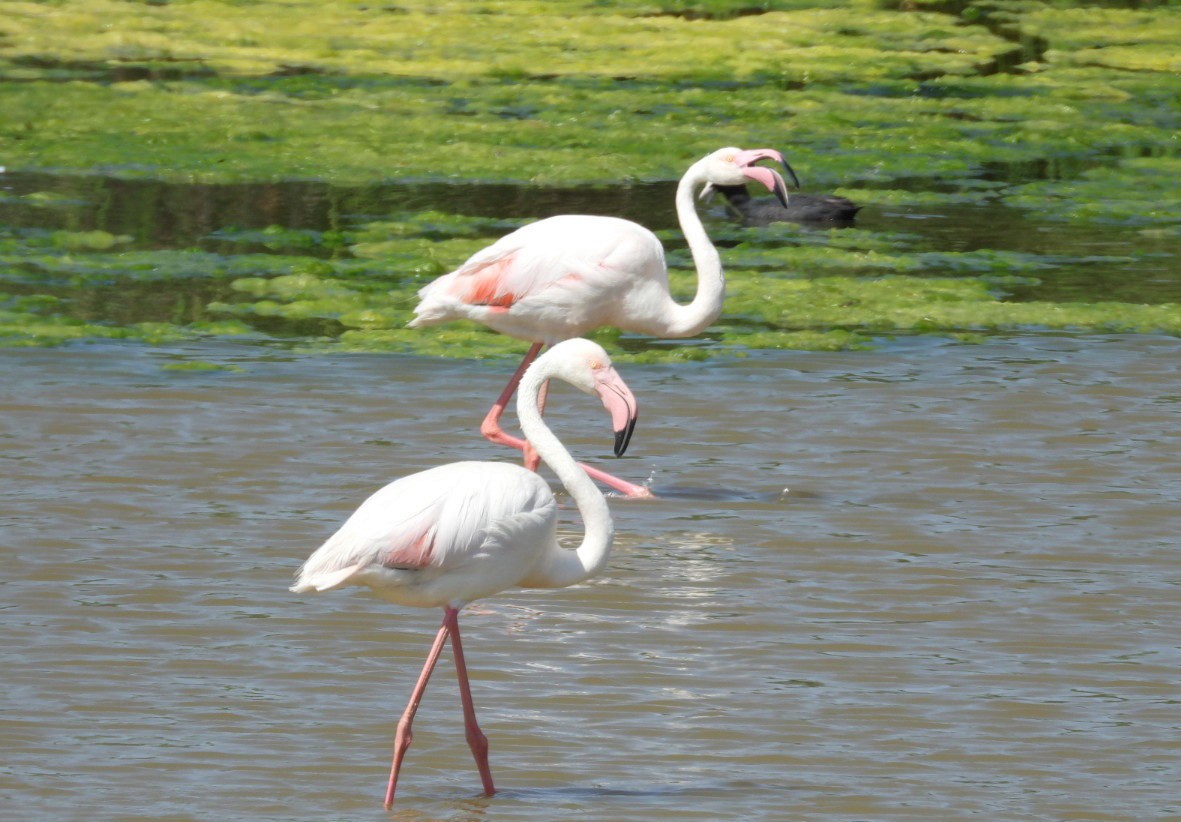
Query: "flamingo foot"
384 719 414 810
617 483 655 500
578 461 654 499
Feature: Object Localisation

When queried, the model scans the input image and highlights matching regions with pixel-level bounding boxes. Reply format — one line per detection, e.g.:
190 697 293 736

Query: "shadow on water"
388 780 805 821
484 779 803 803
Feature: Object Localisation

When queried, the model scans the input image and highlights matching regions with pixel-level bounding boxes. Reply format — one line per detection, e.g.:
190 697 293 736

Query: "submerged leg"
384 614 451 810
444 607 495 796
569 463 652 498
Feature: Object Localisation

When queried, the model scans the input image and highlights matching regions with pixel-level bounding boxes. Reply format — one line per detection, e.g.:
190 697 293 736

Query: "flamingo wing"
290 461 554 594
409 216 664 330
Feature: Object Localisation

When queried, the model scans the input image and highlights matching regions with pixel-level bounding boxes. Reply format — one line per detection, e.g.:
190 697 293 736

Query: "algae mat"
1 1 1179 357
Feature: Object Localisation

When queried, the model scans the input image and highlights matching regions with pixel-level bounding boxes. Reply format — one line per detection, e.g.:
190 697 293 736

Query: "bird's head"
699 146 799 208
541 339 639 457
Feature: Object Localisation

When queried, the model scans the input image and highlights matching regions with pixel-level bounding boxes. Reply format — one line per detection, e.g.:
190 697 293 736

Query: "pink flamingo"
410 146 796 498
291 339 639 810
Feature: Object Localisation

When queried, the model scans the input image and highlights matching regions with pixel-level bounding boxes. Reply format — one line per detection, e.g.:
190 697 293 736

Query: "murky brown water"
3 334 1180 821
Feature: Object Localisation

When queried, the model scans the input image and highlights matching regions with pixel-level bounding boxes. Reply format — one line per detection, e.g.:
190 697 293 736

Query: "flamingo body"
291 461 558 609
411 148 795 343
291 339 640 809
407 148 796 497
411 215 671 342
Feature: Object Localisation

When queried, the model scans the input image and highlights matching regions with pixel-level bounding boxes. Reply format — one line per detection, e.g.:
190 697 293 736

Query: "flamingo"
290 338 639 810
409 146 796 498
713 183 861 225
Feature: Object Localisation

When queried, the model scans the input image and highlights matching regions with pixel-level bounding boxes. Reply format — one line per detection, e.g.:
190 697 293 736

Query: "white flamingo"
410 146 795 497
291 338 639 809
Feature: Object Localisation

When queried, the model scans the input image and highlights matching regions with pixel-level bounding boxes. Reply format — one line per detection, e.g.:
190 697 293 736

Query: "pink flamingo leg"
444 607 496 795
481 344 653 499
384 608 497 810
384 614 451 810
480 342 544 451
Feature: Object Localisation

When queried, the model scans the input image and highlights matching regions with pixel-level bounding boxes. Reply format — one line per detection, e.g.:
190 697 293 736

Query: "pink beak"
734 148 799 208
593 366 639 457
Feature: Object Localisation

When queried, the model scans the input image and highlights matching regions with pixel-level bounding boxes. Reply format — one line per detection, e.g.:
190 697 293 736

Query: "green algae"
50 230 133 251
3 1 1177 190
1004 156 1181 228
725 273 1181 339
0 1 1008 83
2 189 1179 355
0 190 89 209
159 360 245 373
0 292 256 347
1 1 1179 356
208 225 346 254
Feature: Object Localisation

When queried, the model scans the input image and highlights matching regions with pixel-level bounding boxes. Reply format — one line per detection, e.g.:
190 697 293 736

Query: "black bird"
713 183 862 226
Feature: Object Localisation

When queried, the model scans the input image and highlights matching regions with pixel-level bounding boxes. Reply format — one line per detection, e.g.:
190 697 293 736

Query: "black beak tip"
613 416 638 457
782 159 801 190
773 181 790 208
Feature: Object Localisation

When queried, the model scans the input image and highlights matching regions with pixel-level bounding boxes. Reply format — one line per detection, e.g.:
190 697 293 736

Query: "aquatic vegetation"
50 230 133 251
0 1 1007 83
1 189 1177 354
2 0 1176 189
207 225 344 254
0 1 1178 355
1012 4 1181 73
725 273 1181 338
159 360 245 373
0 190 89 209
1004 157 1181 228
0 290 255 347
829 187 1003 208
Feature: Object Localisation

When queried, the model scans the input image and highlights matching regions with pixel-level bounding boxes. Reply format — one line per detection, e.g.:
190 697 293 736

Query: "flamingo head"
699 146 799 207
543 339 639 457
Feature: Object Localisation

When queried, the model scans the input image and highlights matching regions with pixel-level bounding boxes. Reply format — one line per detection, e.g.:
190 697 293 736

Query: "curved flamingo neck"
516 365 614 588
660 160 724 337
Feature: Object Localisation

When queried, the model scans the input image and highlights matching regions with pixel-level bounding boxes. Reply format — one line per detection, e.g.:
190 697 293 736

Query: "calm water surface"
3 335 1180 821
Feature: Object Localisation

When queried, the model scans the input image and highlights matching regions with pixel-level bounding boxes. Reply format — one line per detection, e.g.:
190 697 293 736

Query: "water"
3 334 1179 821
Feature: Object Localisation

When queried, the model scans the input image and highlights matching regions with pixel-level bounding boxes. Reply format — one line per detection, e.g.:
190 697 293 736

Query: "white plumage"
411 215 668 342
291 461 558 608
290 339 640 809
406 147 795 498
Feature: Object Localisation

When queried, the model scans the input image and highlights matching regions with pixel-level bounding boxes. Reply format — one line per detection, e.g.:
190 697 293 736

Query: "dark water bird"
713 183 862 226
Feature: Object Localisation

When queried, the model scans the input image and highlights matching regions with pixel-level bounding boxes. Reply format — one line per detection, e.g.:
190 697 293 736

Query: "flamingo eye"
589 359 603 370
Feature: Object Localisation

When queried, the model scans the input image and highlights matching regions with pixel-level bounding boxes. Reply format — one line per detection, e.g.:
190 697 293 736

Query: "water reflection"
0 172 684 245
